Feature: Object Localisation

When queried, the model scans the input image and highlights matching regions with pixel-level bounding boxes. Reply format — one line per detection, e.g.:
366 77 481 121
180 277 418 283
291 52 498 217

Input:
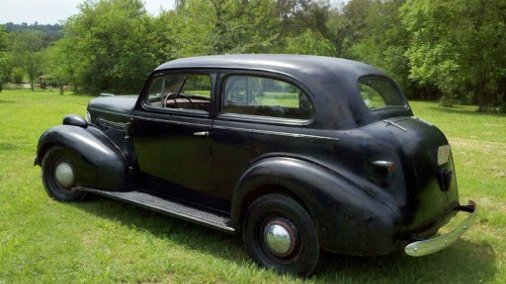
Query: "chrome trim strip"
88 108 211 128
134 115 210 128
383 119 407 132
217 112 313 126
193 131 210 137
90 108 338 141
405 200 477 257
213 125 340 141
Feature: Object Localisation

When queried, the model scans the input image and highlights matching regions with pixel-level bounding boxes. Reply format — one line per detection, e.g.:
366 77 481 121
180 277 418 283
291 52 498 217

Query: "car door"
211 72 315 199
131 70 215 193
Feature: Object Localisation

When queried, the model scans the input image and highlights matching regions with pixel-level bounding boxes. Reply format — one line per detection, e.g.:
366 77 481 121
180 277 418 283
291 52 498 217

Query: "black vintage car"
35 55 477 276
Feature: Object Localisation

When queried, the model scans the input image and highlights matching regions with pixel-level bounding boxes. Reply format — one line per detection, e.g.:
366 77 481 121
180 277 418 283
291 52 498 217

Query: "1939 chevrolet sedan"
35 55 477 276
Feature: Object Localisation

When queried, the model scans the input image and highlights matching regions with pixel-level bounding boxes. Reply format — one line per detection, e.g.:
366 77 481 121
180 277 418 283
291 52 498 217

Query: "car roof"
155 54 384 79
153 54 397 130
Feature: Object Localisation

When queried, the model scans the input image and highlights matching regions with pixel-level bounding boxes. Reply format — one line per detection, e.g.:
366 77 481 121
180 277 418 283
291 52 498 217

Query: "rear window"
358 77 405 110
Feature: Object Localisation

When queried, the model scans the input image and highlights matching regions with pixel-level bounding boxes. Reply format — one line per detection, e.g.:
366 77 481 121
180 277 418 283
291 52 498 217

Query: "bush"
11 67 25 84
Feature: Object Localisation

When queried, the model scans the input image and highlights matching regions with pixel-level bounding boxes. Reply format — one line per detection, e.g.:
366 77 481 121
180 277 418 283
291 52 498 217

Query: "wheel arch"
231 156 403 255
35 141 58 166
36 125 130 191
235 183 310 230
231 156 338 232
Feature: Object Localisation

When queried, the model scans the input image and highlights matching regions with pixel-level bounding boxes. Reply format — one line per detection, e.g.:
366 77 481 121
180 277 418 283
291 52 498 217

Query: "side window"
358 77 405 110
145 73 212 112
223 75 312 120
359 83 386 109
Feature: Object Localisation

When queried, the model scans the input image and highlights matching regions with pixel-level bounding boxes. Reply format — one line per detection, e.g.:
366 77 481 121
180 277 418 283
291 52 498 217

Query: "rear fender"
231 156 402 255
36 125 129 191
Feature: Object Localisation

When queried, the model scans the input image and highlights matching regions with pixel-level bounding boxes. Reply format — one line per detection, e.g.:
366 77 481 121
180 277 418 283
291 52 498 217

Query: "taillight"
437 168 452 192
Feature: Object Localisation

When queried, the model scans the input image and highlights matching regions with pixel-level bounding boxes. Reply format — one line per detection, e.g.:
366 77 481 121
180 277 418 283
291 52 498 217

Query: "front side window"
358 77 405 110
223 75 312 120
146 73 212 112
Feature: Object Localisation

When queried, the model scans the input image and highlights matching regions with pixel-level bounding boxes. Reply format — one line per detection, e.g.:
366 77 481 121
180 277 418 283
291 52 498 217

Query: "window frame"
217 71 315 125
139 69 216 118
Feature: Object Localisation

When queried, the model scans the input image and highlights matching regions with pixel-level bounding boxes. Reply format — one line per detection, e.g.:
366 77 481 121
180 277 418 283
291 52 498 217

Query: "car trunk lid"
385 117 460 236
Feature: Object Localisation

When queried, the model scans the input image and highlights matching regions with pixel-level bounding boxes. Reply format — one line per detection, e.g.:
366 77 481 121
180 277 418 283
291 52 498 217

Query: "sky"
0 0 176 25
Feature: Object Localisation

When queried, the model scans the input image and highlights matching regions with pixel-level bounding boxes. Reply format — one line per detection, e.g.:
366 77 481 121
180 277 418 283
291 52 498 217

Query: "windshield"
358 77 406 110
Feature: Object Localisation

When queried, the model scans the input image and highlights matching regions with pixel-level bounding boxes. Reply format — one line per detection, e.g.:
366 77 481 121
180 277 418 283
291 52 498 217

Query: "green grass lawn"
0 89 504 283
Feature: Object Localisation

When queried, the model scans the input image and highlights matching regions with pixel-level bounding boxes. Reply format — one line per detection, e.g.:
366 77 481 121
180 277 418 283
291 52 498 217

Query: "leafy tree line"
3 22 63 43
0 0 504 112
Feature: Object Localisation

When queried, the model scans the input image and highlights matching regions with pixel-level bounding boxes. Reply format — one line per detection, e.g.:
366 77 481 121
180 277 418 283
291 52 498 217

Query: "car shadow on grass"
315 238 496 283
74 196 248 261
73 195 497 282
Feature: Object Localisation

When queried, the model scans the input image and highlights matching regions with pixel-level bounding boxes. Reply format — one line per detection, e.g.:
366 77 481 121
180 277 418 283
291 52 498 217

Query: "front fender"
231 156 402 255
36 125 129 191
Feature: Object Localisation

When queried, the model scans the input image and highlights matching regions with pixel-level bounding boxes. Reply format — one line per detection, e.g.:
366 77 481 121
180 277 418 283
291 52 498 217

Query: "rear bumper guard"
405 200 477 257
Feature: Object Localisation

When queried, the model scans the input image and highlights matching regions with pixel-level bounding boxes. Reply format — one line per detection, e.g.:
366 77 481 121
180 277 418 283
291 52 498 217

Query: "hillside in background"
2 22 62 42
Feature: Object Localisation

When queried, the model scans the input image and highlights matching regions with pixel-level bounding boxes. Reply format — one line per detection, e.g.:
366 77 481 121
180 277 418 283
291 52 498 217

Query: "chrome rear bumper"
405 200 477 257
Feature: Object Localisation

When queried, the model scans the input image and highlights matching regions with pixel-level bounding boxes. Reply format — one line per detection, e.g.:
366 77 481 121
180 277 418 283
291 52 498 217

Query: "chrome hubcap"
263 219 297 257
54 162 75 189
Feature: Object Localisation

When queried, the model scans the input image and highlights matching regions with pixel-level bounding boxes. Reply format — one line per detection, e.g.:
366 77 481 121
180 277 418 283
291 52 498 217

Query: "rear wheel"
41 146 86 201
242 193 319 276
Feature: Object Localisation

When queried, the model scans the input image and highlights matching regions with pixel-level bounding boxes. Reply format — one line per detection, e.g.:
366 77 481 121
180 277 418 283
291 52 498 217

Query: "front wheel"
41 146 86 202
242 193 319 276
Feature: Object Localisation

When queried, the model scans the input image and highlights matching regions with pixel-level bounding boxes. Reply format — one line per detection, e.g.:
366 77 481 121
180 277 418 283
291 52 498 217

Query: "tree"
402 0 506 111
329 0 372 58
167 0 282 55
276 0 329 36
10 67 24 84
0 26 9 92
40 44 70 94
206 0 281 54
350 0 418 96
10 30 46 91
25 0 503 112
60 0 159 94
285 29 335 56
158 0 215 57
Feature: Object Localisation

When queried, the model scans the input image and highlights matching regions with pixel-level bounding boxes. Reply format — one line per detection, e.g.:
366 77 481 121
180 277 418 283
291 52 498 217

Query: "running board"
77 187 236 233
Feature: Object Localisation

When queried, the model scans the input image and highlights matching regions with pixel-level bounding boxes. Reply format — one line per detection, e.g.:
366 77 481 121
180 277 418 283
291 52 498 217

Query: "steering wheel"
162 93 194 109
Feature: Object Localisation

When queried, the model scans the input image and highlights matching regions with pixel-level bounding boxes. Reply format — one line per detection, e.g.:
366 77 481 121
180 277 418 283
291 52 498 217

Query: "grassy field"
0 89 504 283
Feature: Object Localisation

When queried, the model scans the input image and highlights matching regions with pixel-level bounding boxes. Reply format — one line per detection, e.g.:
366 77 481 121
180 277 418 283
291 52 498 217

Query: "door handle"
193 131 210 137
